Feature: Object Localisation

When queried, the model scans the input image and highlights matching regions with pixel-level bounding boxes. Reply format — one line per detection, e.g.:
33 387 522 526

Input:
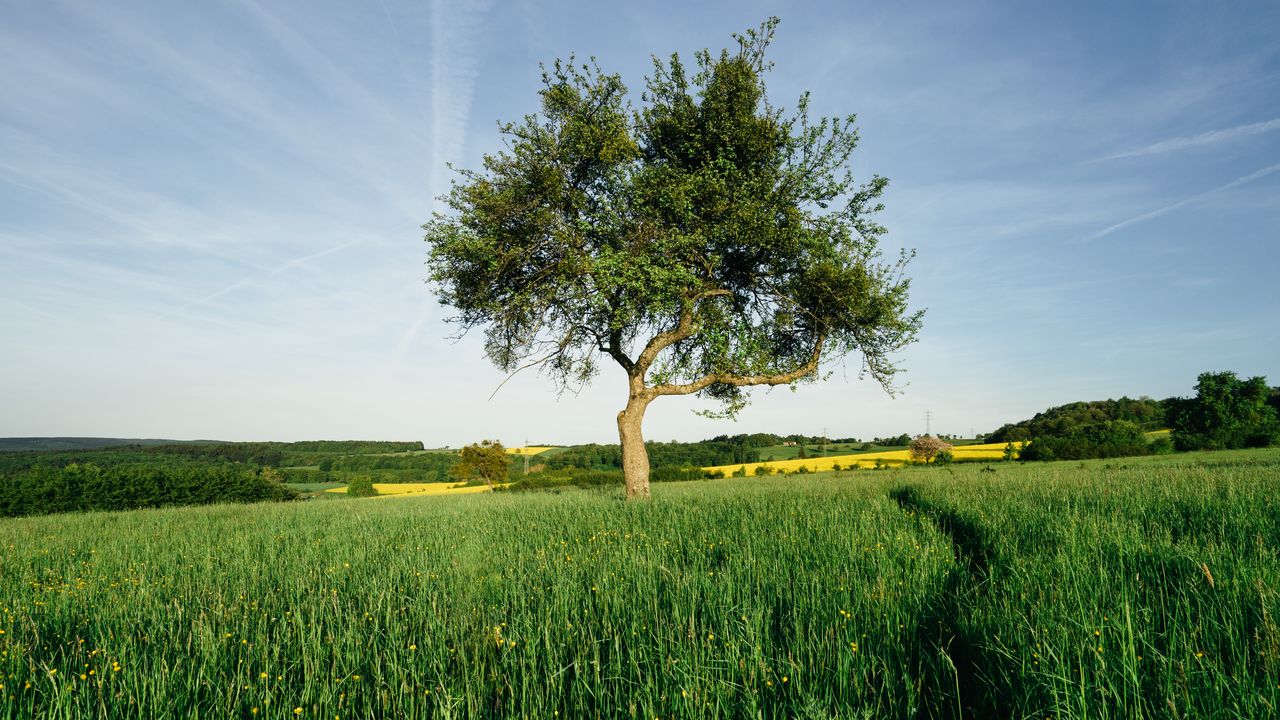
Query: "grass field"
1 449 1277 718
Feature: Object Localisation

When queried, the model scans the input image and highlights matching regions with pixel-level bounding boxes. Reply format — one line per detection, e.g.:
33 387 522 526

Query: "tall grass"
898 450 1280 719
1 449 1277 718
0 478 951 719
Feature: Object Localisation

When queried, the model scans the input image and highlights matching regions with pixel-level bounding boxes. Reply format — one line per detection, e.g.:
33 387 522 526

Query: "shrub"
346 475 378 497
1170 371 1279 450
1019 421 1150 462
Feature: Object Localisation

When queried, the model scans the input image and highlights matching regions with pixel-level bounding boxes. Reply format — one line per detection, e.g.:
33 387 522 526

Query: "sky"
2 0 1278 446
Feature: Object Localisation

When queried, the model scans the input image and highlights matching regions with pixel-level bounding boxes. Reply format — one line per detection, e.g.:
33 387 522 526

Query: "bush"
346 475 378 497
753 465 774 476
1019 421 1150 462
1169 371 1279 450
649 466 707 482
0 460 298 518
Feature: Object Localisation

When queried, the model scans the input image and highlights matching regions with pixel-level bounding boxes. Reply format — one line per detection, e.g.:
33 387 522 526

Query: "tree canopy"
451 440 511 489
1170 371 1279 450
425 19 920 497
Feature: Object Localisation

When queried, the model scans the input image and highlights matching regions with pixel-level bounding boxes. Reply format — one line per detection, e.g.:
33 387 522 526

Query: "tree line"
1008 372 1279 462
543 439 760 472
0 460 296 518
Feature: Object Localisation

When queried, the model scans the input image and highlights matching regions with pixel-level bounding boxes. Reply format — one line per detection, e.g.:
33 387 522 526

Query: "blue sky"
2 0 1277 445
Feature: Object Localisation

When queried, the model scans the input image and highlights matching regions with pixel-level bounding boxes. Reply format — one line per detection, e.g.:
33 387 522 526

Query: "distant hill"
986 398 1168 443
0 437 220 453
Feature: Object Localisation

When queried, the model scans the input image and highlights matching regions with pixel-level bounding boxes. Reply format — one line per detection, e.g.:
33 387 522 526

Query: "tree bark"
618 384 652 500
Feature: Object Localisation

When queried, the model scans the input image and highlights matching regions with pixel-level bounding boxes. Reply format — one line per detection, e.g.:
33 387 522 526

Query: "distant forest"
986 397 1170 443
993 372 1280 461
0 440 422 518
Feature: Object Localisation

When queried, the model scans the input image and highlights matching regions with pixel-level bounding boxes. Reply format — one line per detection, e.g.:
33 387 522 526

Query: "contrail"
166 223 416 317
1084 162 1280 241
1096 118 1280 162
393 0 491 359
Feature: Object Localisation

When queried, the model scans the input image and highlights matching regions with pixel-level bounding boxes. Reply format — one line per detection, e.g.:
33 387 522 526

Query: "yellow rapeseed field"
506 446 557 456
325 482 496 497
703 442 1022 475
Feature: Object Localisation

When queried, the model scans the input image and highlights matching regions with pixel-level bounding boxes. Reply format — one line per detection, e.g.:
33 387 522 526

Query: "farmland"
704 441 1017 474
1 448 1277 718
322 482 496 497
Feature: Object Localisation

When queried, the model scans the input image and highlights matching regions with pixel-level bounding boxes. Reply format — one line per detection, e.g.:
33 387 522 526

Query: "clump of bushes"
1018 421 1150 462
1168 371 1280 451
0 461 298 518
346 475 378 497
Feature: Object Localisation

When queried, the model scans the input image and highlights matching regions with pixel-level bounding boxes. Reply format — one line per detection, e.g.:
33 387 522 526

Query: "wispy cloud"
1096 118 1280 161
1083 162 1280 241
165 221 419 317
428 0 491 203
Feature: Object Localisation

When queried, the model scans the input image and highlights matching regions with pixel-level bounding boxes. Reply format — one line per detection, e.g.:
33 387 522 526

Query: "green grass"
895 450 1280 718
1 449 1277 718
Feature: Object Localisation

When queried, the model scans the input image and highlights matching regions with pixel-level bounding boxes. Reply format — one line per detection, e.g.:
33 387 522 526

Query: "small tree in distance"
452 440 511 489
347 475 378 497
909 435 952 464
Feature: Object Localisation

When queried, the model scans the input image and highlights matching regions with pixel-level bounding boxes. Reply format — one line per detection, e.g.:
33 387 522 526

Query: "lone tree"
451 440 511 489
909 435 952 464
425 19 921 499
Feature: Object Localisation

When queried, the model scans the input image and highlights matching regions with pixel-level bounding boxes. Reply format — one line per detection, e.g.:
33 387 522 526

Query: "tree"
909 435 952 464
1017 420 1150 461
1170 371 1279 450
451 440 511 489
347 475 377 497
425 19 921 499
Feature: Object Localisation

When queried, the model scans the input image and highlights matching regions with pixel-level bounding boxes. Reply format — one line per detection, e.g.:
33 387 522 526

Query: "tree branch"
634 289 731 375
646 334 826 398
487 327 578 400
607 327 635 373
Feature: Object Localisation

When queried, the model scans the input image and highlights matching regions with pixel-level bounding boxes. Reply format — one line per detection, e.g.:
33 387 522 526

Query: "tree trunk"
617 391 651 500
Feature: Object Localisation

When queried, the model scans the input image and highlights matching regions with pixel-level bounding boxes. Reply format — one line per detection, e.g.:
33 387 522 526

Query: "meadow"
0 449 1277 719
